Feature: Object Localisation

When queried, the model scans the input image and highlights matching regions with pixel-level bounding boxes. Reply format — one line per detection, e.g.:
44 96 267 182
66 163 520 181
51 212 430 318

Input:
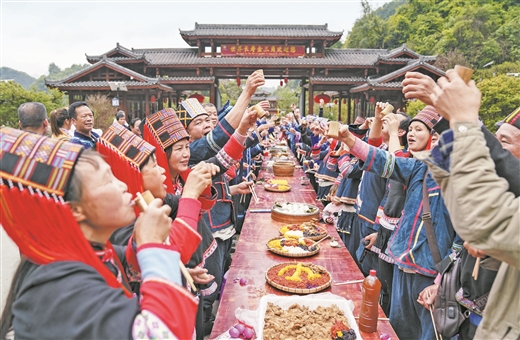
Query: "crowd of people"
0 68 518 340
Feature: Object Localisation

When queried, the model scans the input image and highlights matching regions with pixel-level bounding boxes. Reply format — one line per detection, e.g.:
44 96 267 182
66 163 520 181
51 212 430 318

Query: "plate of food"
279 221 328 241
265 262 331 294
255 293 361 340
266 237 320 257
263 179 291 192
271 202 320 223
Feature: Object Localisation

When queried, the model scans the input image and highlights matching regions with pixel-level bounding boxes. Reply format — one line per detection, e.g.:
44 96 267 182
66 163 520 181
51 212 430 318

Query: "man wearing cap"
68 101 99 150
17 102 49 136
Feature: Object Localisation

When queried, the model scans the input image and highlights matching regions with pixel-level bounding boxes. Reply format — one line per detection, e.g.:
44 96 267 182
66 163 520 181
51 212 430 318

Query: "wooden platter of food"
266 237 320 258
279 221 328 241
263 179 291 192
265 262 331 294
271 202 320 223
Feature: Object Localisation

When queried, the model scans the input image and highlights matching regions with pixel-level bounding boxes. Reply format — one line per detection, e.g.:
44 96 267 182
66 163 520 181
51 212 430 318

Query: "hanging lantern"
313 93 331 104
236 77 241 86
334 99 338 105
354 98 359 105
280 80 283 87
163 97 168 104
369 96 375 104
342 98 347 104
284 77 288 84
150 95 156 103
189 93 205 103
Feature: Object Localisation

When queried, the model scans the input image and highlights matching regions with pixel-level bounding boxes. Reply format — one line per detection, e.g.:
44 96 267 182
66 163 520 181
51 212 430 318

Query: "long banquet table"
210 163 397 339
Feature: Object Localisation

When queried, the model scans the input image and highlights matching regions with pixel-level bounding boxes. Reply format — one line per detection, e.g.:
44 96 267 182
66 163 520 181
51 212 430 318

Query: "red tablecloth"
210 164 397 339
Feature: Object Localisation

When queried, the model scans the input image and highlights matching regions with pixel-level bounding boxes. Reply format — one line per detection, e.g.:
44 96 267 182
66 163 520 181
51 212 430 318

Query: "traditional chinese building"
46 23 445 122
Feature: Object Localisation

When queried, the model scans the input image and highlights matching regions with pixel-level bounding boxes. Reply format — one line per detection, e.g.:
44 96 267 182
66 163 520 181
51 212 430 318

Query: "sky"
1 0 389 79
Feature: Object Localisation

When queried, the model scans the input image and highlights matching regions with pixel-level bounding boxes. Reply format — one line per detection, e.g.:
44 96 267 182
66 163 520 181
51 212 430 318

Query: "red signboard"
221 44 305 57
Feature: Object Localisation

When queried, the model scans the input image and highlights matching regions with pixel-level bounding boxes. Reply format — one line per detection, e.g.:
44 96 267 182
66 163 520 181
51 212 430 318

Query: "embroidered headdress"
0 127 130 295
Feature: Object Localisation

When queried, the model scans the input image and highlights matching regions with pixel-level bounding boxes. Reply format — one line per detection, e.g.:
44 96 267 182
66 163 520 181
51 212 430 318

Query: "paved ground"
1 228 19 310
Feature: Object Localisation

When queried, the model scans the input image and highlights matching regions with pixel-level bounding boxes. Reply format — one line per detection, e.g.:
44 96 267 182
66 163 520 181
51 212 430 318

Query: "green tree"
477 75 520 132
0 81 64 127
31 63 90 92
218 79 242 105
48 63 61 76
273 84 300 113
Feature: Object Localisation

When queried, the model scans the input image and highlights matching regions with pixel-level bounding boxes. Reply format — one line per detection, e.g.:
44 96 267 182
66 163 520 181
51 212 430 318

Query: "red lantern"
280 80 283 87
369 96 375 104
236 77 241 86
189 93 205 103
342 98 347 104
150 95 156 103
284 77 288 84
313 93 331 104
334 99 338 105
354 98 359 105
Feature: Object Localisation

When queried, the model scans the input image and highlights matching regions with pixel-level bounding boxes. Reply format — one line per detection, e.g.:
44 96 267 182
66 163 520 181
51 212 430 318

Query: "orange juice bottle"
358 269 382 333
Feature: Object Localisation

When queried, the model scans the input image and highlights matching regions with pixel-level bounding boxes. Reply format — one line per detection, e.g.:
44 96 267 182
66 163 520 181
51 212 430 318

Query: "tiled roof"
350 81 403 93
162 76 215 81
310 76 366 83
46 80 162 88
179 23 343 38
45 58 173 91
377 56 436 63
368 60 445 84
384 44 422 58
128 48 390 67
350 60 445 93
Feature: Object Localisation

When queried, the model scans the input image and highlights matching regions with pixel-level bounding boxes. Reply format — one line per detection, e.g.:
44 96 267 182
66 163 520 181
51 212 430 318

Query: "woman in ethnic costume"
328 107 462 340
0 126 210 339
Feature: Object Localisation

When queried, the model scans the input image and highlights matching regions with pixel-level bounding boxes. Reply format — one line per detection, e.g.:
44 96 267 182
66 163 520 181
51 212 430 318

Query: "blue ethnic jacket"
362 146 459 277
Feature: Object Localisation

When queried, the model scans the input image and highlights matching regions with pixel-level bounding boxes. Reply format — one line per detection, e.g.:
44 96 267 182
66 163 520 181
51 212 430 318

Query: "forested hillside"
344 0 520 128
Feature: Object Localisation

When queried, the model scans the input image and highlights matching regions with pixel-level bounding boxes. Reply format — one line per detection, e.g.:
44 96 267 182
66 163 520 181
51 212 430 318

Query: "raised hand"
244 71 265 96
430 69 481 125
382 113 400 136
134 198 172 247
402 72 436 106
237 107 258 135
183 162 218 199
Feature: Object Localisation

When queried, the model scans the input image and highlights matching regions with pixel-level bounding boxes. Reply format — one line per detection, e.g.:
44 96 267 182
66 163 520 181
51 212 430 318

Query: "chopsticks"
334 279 364 286
354 316 389 321
472 258 481 280
134 191 197 292
423 286 442 340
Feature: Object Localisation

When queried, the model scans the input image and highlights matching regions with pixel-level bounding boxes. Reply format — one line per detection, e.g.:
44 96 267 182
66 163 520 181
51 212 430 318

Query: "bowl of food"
271 202 320 223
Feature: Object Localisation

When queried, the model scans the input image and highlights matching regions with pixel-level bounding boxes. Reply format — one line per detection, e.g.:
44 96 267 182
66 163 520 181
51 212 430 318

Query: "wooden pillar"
145 90 150 117
308 82 314 116
300 80 306 117
338 95 342 122
210 83 216 104
68 93 74 105
347 96 352 124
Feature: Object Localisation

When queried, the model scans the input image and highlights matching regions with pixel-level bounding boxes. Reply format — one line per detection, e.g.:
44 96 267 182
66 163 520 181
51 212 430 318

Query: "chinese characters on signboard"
221 45 305 57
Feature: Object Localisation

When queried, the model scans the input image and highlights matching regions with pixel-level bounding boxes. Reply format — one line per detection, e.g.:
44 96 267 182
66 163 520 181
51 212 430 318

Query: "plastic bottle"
358 269 382 333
